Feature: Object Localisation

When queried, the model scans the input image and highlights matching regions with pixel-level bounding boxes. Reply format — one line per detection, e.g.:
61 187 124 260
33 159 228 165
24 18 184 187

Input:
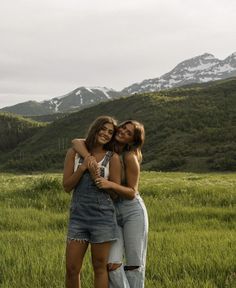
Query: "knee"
107 263 122 272
66 263 81 278
92 257 107 274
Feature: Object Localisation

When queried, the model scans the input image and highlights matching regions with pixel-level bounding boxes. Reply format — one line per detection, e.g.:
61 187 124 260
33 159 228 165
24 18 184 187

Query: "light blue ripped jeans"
108 194 148 288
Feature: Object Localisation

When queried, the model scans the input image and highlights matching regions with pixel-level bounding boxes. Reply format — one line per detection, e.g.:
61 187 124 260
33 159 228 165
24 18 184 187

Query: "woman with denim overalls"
73 120 148 288
63 116 121 288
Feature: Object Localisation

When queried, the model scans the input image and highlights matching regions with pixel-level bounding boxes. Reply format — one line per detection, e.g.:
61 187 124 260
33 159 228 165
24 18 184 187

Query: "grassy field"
0 172 236 288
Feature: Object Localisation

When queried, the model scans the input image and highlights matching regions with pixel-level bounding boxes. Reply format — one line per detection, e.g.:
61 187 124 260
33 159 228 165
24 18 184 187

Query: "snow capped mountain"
1 87 123 116
1 52 236 116
41 86 122 113
122 52 236 94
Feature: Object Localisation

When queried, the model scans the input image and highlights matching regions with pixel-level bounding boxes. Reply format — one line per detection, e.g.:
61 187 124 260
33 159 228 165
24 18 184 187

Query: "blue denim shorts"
67 172 118 243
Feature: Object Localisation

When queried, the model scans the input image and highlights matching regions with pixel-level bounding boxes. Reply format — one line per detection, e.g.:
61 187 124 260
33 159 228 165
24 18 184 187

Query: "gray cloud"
0 0 235 107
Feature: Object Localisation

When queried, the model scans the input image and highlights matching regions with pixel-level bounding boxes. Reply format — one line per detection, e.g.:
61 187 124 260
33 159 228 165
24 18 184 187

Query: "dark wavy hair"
85 116 117 151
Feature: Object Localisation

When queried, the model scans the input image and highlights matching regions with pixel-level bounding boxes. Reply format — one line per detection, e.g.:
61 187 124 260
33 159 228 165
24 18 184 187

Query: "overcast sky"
0 0 235 108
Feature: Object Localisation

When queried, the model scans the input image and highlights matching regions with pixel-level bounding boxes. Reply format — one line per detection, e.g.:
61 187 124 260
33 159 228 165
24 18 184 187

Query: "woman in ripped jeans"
73 119 148 288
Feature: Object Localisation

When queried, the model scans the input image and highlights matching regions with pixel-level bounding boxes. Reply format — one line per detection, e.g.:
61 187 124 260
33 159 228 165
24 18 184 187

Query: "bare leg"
65 240 89 288
91 242 111 288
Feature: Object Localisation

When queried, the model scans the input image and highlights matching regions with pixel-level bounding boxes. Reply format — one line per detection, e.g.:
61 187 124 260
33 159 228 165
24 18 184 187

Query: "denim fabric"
108 195 148 287
109 264 130 288
67 166 118 243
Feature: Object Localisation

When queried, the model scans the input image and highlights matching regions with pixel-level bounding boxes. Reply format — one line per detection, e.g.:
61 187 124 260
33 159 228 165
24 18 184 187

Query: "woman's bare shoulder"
111 152 120 160
123 151 139 165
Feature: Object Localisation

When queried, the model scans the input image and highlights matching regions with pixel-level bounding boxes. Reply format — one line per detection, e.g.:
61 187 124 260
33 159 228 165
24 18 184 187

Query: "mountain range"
1 52 236 116
122 52 236 94
1 78 236 172
0 87 123 116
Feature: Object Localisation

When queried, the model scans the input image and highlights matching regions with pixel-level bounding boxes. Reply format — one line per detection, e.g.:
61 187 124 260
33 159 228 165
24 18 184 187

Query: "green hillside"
1 78 236 172
0 113 46 153
0 100 53 116
25 112 68 123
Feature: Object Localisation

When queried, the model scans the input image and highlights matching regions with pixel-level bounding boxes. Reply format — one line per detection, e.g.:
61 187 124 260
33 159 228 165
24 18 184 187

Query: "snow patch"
213 64 234 73
80 95 83 105
84 86 112 99
187 61 216 72
168 79 182 85
199 77 214 82
86 87 94 93
49 99 62 112
54 100 62 112
97 87 111 99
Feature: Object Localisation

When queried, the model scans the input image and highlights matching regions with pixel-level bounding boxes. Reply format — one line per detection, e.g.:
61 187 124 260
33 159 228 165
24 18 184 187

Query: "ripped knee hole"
107 263 122 271
124 265 140 271
107 264 140 271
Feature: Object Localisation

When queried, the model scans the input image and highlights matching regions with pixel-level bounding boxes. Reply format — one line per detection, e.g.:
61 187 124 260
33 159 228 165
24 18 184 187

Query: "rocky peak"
169 53 220 75
122 52 236 94
223 52 236 67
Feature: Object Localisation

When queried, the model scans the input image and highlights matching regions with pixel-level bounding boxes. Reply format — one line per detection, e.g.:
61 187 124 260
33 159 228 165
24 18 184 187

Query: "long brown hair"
118 120 145 163
85 116 117 151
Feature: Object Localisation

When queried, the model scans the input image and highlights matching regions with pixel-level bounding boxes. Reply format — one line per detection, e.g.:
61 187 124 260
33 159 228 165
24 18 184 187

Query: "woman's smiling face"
115 123 134 145
96 122 114 145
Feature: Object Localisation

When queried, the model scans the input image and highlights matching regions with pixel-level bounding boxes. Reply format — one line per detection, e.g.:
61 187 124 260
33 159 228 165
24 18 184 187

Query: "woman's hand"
87 156 100 179
79 155 91 171
95 177 112 189
79 155 96 171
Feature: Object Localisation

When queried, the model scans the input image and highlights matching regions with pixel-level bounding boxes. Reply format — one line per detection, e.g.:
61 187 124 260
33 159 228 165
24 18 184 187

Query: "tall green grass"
0 172 235 287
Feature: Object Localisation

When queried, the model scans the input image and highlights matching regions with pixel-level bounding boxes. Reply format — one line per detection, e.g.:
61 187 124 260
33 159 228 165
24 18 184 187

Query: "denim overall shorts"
67 151 118 243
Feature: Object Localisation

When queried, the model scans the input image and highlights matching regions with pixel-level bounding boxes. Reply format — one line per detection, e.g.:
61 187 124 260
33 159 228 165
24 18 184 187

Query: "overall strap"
99 151 113 178
101 151 114 167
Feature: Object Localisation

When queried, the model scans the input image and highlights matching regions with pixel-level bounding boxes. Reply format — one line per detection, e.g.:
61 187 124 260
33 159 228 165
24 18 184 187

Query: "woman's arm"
72 138 99 177
72 138 90 158
62 148 88 193
96 152 139 200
